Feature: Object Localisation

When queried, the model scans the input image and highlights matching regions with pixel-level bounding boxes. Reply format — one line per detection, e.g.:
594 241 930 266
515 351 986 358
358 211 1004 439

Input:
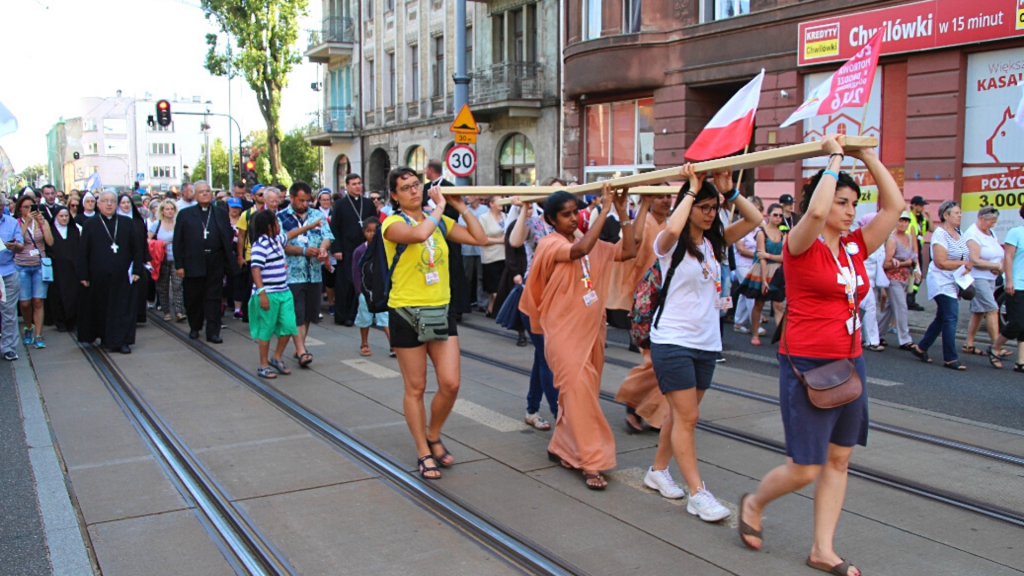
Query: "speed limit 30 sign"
446 145 477 178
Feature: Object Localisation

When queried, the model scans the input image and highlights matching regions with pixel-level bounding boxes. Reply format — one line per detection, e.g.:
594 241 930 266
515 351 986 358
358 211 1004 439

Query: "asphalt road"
0 363 51 576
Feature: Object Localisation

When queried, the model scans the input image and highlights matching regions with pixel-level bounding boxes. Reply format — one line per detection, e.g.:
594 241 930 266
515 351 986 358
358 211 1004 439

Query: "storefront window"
584 98 655 183
499 133 536 185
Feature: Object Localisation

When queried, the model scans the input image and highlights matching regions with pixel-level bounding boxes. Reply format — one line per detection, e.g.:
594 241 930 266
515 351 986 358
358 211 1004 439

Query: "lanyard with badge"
424 230 440 285
819 235 862 334
698 239 732 311
580 252 599 306
21 219 41 257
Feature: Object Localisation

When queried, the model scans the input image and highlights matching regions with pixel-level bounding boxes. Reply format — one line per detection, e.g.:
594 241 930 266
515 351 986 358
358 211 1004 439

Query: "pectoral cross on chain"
111 243 119 254
204 230 209 239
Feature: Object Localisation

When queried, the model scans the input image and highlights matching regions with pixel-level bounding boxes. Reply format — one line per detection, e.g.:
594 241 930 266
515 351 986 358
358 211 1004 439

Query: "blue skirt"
495 284 525 332
777 354 869 465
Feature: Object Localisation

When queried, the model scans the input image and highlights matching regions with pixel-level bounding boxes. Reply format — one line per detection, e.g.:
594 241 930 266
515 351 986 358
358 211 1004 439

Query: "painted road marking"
305 336 326 346
342 359 401 379
723 350 901 386
452 399 529 432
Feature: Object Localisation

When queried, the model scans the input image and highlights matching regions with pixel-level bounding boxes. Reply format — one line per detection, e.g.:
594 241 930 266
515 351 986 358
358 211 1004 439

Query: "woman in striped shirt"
14 196 53 349
248 210 323 379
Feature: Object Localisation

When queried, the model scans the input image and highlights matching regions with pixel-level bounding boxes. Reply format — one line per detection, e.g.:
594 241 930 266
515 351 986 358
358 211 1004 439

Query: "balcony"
467 62 544 120
305 106 358 146
304 17 355 64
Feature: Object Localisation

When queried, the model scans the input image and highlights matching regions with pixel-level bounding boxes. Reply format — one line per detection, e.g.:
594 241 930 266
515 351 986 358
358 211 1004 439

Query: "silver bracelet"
621 220 633 227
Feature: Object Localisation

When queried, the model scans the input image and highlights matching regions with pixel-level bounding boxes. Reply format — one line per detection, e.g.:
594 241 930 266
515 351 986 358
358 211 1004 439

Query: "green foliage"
7 164 48 189
280 127 320 187
202 0 309 180
190 138 240 189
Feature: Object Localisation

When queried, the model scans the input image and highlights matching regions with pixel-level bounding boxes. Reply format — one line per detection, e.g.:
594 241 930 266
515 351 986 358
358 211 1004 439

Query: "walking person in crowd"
778 194 798 232
235 185 269 322
910 200 971 370
856 213 887 352
149 200 186 322
520 184 640 490
738 136 902 576
643 165 762 520
352 219 393 357
173 181 238 344
176 182 196 212
121 195 151 323
508 197 558 430
224 198 247 319
38 184 62 223
67 195 81 221
77 191 146 354
989 205 1024 371
316 189 337 314
75 192 96 227
878 212 920 351
44 206 81 333
740 203 786 346
478 197 506 316
612 192 671 433
906 196 932 311
460 196 489 310
280 182 333 368
232 180 254 210
14 196 52 349
331 174 377 326
732 196 765 336
383 167 487 480
962 206 1008 365
248 210 321 379
0 194 24 360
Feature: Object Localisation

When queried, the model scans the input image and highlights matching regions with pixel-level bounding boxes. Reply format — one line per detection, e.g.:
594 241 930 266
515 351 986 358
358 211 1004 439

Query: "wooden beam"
493 186 678 206
451 136 878 196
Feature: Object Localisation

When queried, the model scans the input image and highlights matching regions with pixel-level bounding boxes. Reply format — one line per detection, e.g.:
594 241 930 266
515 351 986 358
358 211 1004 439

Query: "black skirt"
482 261 504 294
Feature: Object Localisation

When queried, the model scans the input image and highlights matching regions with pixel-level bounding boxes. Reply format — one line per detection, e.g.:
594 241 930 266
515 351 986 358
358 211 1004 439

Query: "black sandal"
987 347 1004 369
737 493 763 550
943 361 967 371
910 345 932 363
417 455 441 480
1014 363 1024 373
899 343 914 351
624 407 644 434
426 438 454 467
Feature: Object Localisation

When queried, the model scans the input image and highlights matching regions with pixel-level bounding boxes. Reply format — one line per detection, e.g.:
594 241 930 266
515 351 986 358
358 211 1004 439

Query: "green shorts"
249 290 299 342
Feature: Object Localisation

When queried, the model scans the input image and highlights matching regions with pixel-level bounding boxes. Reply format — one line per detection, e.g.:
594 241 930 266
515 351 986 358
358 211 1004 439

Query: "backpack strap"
652 241 687 330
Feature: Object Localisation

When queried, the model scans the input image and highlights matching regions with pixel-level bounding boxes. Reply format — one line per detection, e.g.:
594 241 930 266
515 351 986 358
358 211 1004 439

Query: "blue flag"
0 100 17 138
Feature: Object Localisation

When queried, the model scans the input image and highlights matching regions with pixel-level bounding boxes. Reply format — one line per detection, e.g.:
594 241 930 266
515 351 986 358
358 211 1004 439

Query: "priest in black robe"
76 190 145 353
330 173 377 326
423 159 470 317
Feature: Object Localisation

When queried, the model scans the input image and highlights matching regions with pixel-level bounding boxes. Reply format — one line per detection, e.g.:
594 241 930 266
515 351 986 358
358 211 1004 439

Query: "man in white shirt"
460 196 489 307
175 182 196 212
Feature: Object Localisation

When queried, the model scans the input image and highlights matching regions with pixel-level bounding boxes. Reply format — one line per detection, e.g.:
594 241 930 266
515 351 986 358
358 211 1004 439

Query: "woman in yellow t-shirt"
383 166 487 480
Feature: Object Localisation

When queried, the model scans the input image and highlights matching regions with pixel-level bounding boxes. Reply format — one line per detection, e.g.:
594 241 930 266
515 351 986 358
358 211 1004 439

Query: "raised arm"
1005 244 1017 296
445 193 488 246
725 194 762 246
857 147 904 254
509 198 531 249
614 189 637 261
787 135 846 256
656 165 701 256
569 183 614 261
631 194 652 246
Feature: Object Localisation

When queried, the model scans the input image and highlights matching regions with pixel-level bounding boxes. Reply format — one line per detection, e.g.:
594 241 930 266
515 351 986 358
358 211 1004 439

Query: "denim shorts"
17 265 48 301
355 294 388 328
650 343 718 393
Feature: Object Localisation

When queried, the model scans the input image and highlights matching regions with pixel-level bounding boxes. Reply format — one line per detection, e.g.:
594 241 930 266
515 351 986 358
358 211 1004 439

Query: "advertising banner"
962 47 1024 239
782 32 882 128
798 0 1024 67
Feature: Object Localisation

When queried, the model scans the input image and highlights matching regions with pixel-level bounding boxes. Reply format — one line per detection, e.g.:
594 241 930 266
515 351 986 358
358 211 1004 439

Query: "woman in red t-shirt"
736 135 903 576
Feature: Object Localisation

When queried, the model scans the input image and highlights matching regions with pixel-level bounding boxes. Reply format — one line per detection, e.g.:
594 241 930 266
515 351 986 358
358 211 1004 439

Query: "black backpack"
360 213 447 313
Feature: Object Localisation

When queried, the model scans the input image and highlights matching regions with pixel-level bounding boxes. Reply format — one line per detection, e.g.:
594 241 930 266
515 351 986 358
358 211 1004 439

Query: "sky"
0 0 323 172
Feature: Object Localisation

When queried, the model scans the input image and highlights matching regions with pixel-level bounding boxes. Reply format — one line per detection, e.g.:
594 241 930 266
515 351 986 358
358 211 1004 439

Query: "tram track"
76 340 298 576
454 330 1024 530
144 313 587 576
457 320 1024 468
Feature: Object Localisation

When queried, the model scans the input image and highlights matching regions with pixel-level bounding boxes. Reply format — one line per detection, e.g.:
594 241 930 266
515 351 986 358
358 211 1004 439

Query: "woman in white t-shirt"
962 206 1007 364
911 200 972 370
148 200 185 322
732 197 763 334
478 197 506 316
643 164 762 521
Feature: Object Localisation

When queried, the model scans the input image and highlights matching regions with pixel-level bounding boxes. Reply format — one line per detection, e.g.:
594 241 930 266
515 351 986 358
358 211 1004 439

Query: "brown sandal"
806 557 858 576
737 493 763 550
359 344 371 357
583 471 607 490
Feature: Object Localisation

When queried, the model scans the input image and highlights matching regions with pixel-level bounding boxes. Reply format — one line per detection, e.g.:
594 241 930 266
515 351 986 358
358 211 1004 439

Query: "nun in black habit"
43 207 81 333
76 191 146 353
119 194 151 323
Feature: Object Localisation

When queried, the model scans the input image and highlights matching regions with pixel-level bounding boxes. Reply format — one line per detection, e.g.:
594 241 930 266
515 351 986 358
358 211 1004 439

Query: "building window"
493 5 536 64
623 0 641 33
386 0 394 11
387 52 396 106
493 12 505 63
83 119 97 132
86 143 99 155
498 133 536 185
409 44 420 101
406 145 427 180
367 60 376 108
151 166 177 179
432 36 444 97
366 0 373 19
584 0 601 40
702 0 749 22
584 98 655 183
151 143 175 155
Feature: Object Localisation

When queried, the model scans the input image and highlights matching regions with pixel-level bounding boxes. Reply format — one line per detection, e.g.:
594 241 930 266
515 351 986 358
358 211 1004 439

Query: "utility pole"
227 42 234 191
204 111 212 184
453 0 470 186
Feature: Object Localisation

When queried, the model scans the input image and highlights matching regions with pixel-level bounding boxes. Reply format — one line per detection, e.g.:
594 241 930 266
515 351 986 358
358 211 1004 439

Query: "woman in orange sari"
520 184 640 489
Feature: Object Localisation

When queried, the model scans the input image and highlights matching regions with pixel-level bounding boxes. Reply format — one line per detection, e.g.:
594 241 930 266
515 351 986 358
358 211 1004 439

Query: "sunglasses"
770 213 783 217
70 203 80 208
370 196 382 201
255 193 264 198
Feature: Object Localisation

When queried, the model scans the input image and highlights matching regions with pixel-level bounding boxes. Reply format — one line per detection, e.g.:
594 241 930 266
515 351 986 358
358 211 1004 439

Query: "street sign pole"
453 0 470 186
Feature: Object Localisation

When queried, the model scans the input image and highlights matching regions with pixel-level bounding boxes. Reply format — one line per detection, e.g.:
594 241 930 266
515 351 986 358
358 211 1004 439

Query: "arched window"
498 133 535 185
334 154 350 193
406 145 427 180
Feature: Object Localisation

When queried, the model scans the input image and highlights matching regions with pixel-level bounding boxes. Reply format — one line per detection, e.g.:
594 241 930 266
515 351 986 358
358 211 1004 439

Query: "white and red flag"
684 69 765 162
781 30 883 128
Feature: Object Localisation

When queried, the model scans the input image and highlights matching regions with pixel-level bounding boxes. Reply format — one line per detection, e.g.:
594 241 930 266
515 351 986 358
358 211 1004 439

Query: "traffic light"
156 100 172 127
243 160 256 184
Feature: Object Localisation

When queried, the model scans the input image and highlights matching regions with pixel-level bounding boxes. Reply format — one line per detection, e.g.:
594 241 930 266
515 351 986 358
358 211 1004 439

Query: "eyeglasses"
770 213 783 218
695 203 720 215
255 193 264 198
370 196 382 201
397 181 423 194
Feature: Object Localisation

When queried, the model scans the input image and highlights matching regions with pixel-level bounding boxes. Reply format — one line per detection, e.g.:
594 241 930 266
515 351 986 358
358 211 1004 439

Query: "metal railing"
468 62 544 105
309 106 357 133
307 16 355 48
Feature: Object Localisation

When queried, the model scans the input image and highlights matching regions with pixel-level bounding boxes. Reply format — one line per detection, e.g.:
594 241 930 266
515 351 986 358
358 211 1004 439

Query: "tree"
202 0 308 183
8 164 48 190
190 138 240 189
280 127 320 187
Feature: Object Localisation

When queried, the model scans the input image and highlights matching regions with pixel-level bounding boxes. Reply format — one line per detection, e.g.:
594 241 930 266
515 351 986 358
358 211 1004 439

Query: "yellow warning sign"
454 133 477 144
449 104 479 134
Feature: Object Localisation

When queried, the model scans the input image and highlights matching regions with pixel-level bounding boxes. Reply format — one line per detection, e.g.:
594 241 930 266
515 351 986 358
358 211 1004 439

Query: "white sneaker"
687 484 731 522
757 327 767 336
733 325 751 334
643 467 685 499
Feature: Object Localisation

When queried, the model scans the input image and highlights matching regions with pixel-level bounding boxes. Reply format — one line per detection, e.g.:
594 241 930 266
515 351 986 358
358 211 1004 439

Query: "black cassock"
76 214 145 348
48 224 82 332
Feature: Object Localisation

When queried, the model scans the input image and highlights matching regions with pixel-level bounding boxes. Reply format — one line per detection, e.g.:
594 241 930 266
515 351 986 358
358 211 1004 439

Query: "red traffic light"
157 101 169 110
245 160 255 171
156 100 172 127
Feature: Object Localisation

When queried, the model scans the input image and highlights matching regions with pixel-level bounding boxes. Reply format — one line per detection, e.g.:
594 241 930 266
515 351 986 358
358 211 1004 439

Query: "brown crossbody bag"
781 244 863 410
